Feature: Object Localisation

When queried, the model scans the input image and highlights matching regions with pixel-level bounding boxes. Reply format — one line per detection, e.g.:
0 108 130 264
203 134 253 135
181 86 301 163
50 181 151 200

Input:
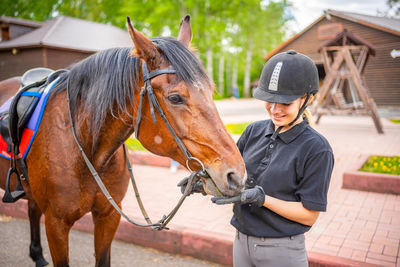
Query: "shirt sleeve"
236 124 252 155
296 150 334 212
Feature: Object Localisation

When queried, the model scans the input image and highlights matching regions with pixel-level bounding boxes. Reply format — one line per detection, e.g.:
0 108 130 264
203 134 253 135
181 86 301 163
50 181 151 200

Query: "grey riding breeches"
233 230 308 267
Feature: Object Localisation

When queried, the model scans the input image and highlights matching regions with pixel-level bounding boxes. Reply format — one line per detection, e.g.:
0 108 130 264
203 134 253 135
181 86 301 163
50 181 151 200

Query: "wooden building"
0 16 132 81
263 10 400 107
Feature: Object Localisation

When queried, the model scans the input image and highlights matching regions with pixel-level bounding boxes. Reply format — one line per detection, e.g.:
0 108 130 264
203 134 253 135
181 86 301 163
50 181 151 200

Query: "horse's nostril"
227 172 241 191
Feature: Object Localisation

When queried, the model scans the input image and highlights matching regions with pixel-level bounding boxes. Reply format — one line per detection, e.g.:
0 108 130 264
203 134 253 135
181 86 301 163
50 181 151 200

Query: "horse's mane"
53 37 211 146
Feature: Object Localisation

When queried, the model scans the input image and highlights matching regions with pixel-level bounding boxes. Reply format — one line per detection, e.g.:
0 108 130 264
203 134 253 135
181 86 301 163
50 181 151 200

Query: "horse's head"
127 16 245 197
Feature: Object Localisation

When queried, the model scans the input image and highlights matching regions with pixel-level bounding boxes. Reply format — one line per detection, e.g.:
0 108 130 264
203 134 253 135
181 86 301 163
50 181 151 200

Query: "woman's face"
264 97 304 132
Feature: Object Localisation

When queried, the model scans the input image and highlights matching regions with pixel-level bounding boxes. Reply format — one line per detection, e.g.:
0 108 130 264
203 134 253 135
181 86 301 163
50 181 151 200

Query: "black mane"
53 37 211 145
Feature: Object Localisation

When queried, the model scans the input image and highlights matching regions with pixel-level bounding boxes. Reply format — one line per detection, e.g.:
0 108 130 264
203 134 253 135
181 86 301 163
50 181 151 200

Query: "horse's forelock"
151 37 211 90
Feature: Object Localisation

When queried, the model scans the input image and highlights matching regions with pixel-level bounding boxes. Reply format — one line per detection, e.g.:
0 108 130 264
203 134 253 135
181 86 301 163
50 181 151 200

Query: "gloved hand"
211 185 265 207
177 176 207 196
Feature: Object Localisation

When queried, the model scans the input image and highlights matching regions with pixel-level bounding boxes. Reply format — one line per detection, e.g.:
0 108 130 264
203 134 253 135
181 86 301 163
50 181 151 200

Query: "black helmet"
253 50 318 103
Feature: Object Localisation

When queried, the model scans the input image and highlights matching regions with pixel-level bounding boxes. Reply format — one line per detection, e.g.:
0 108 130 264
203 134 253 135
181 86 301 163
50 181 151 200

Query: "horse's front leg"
28 199 49 267
92 206 121 267
44 212 73 267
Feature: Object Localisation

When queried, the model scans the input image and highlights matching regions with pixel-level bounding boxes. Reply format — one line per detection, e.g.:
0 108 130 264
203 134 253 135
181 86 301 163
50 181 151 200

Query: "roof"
0 16 42 28
327 9 400 36
264 9 400 61
0 16 132 52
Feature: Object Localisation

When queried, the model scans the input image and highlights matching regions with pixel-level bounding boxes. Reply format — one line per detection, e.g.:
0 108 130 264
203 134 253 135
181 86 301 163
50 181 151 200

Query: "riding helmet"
253 50 319 103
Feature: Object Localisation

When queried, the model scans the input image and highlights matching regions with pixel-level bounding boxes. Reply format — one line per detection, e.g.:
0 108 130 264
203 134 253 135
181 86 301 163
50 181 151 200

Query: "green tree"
387 0 400 17
0 0 58 21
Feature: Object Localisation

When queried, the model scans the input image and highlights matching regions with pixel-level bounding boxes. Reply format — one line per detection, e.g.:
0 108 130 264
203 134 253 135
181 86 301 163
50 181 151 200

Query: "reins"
66 60 209 230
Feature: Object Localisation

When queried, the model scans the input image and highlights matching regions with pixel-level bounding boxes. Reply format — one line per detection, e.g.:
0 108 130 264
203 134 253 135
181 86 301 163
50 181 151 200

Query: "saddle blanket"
0 78 60 160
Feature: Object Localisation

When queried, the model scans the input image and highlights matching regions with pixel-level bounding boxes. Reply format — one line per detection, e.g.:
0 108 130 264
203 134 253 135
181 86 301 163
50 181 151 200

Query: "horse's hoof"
36 258 49 267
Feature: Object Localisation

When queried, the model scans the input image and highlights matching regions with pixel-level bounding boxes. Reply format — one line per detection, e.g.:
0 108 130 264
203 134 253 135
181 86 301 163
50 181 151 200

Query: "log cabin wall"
0 48 43 80
0 47 92 80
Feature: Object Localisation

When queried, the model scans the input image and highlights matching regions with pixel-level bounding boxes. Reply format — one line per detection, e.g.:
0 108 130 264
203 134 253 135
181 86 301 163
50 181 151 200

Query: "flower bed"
359 155 400 175
343 155 400 194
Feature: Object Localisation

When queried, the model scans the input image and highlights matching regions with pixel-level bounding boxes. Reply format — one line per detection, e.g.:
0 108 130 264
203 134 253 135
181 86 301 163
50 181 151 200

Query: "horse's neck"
83 112 134 170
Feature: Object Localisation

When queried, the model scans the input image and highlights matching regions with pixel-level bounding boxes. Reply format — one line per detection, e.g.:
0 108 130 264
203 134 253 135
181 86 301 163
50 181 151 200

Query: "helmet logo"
268 61 283 91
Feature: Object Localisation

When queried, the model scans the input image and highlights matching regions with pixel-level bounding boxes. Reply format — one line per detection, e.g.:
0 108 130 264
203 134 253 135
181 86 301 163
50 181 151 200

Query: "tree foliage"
386 0 400 17
0 0 292 98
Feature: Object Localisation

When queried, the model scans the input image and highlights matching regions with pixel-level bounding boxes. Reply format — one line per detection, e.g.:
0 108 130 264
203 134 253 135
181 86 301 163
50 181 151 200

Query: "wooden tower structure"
312 29 384 133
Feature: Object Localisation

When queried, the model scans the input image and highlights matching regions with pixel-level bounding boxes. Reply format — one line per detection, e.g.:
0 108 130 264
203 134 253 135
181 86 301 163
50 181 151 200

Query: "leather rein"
66 61 209 230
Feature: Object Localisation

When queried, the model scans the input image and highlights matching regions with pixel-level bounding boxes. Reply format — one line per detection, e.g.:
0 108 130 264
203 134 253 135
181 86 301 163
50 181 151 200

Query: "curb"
342 155 400 195
343 170 400 194
129 150 173 168
128 150 186 170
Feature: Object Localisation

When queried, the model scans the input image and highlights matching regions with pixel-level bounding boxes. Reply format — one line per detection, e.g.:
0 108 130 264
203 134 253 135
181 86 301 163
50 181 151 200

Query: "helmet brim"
253 87 302 104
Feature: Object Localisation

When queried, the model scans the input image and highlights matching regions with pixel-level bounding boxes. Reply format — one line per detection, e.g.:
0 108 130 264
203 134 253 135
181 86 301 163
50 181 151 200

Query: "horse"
0 77 21 104
0 16 246 267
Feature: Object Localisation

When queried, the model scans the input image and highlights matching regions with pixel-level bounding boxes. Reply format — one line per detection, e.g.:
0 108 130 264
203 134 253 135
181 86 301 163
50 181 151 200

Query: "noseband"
67 61 209 230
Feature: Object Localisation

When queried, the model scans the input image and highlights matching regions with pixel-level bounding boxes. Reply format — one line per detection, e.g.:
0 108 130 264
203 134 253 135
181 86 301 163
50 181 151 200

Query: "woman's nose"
270 103 278 112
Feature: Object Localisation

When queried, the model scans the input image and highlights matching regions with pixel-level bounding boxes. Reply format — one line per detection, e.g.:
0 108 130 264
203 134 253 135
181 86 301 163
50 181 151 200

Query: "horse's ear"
177 15 192 47
127 17 160 62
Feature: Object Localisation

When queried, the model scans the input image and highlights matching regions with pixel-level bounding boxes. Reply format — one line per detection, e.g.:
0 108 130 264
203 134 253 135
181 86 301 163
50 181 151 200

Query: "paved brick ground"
1 99 399 266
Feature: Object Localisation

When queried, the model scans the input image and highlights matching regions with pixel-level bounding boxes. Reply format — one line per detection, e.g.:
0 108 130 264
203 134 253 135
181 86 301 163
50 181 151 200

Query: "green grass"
125 138 147 151
389 118 400 124
126 122 252 151
225 122 251 135
359 155 400 175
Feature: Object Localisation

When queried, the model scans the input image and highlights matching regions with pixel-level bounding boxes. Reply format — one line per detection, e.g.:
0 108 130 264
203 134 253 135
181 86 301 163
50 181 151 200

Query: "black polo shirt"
231 120 334 238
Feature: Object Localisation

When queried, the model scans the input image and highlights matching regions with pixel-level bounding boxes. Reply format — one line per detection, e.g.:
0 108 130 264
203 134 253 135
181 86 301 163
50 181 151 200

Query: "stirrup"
2 167 25 203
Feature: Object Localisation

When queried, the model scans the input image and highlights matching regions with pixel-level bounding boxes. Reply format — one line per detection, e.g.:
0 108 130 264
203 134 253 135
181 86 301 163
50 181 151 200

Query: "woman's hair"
302 94 315 127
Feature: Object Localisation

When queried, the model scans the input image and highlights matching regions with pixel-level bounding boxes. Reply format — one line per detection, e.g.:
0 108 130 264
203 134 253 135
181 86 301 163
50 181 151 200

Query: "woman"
211 50 334 266
178 50 333 266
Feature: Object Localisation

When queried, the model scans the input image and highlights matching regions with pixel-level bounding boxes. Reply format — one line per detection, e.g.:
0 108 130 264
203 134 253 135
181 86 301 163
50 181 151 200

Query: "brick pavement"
305 115 400 266
1 99 399 266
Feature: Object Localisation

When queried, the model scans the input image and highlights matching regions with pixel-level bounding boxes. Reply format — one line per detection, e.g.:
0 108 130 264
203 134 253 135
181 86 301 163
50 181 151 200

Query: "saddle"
0 68 65 203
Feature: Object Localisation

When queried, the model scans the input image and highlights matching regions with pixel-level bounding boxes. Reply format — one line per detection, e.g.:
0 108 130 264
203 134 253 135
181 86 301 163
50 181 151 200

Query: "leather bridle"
67 60 209 230
135 61 206 172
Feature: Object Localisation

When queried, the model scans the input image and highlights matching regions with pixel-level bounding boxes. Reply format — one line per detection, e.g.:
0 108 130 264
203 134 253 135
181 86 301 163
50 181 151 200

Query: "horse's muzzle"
204 168 245 197
226 171 244 192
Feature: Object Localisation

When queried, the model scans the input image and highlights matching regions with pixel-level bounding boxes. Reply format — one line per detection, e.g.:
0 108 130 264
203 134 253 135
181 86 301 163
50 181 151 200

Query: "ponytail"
302 94 315 127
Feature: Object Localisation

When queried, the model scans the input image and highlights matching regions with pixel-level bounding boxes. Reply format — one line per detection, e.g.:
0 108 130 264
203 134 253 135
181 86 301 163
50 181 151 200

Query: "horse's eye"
167 94 185 105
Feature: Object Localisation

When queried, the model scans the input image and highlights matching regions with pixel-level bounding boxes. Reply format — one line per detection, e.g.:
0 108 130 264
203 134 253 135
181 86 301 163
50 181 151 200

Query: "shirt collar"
265 120 308 144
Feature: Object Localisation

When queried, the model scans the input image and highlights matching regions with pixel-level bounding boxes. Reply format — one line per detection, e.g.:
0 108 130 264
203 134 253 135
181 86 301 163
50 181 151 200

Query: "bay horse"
0 16 246 266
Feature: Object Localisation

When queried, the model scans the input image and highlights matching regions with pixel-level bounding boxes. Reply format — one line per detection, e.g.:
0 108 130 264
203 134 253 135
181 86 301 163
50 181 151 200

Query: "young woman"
210 50 335 266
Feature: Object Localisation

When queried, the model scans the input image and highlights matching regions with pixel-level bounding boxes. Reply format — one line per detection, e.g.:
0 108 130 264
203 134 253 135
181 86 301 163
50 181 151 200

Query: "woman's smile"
264 98 305 132
272 114 285 121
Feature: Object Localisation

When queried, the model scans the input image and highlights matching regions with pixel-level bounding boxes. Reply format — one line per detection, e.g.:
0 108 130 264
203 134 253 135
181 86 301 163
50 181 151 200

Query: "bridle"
67 60 210 230
135 61 205 172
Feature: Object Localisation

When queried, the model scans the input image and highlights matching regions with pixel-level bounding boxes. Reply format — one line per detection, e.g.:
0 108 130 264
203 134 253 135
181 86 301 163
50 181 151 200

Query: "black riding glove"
211 185 265 207
177 176 207 196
